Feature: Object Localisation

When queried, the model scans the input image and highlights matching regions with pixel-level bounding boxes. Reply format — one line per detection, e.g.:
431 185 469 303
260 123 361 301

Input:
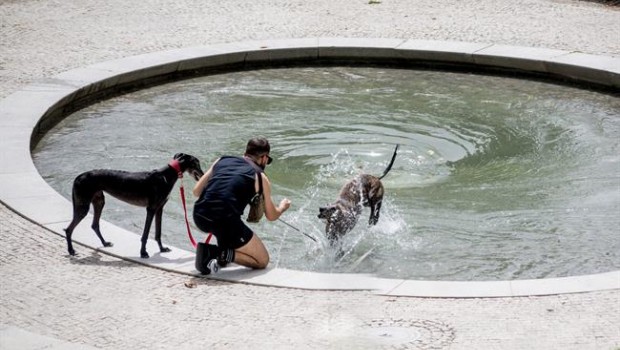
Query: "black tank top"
194 156 260 219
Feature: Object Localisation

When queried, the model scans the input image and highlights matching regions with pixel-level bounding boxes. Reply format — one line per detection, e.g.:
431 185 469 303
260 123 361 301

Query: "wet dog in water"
64 153 204 258
318 145 399 243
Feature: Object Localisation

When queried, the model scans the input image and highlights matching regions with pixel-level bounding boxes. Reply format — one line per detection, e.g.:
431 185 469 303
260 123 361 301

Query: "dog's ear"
318 206 327 218
318 205 336 219
174 153 194 166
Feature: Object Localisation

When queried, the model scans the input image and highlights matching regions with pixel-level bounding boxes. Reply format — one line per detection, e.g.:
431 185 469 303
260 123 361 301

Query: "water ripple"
33 67 620 281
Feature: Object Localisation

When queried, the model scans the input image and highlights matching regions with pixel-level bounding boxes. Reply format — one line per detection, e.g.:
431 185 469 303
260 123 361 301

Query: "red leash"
178 182 198 249
171 160 213 249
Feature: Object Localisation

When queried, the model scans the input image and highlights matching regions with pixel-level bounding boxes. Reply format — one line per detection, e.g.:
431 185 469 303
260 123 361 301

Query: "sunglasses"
262 154 273 165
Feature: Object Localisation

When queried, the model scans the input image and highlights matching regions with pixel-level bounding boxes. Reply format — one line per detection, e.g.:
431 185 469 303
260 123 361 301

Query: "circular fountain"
2 39 618 296
34 65 620 282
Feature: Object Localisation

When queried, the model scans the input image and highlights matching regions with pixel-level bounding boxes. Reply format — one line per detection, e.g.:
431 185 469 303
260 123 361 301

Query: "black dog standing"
318 145 399 244
64 153 204 258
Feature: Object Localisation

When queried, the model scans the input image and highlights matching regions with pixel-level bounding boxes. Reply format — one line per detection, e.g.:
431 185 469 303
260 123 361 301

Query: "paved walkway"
1 1 619 349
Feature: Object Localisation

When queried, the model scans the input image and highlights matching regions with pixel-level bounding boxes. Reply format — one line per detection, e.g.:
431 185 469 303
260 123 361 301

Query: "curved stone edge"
1 38 618 297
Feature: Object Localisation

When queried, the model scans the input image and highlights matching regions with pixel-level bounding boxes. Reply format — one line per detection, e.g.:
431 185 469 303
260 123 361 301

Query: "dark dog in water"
64 153 204 258
318 145 399 243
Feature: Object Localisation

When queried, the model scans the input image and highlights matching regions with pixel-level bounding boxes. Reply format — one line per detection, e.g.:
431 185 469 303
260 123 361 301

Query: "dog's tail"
378 144 399 180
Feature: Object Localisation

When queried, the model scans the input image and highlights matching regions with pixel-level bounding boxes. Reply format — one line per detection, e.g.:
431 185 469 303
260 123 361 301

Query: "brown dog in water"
318 145 399 243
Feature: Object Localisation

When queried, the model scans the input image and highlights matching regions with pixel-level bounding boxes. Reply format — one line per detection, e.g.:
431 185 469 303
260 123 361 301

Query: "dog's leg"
154 206 170 253
139 208 156 258
91 191 113 248
64 201 90 256
369 199 382 225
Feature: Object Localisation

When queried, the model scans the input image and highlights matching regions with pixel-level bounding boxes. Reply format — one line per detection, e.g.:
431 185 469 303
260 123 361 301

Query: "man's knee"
255 254 269 269
246 234 269 268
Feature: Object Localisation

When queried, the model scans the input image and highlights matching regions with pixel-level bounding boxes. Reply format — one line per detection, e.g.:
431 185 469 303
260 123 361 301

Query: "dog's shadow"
70 250 196 266
68 251 139 268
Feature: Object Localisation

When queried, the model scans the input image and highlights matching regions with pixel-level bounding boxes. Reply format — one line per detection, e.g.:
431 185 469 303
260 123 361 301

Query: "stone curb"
1 38 618 298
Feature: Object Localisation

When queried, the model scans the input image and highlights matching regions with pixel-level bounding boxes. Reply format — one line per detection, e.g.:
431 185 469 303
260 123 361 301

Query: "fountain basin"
1 38 618 296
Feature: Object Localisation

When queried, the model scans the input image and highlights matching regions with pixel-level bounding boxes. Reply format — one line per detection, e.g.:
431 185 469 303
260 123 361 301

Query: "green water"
33 67 620 280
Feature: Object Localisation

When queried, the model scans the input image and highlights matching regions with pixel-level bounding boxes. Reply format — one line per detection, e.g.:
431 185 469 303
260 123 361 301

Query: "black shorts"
193 212 254 249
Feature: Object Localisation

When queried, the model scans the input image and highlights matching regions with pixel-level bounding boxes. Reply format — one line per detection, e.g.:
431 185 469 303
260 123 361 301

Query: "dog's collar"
169 159 183 178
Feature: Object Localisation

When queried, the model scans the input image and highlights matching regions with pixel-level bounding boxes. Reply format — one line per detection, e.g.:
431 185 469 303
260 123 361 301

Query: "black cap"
245 137 273 164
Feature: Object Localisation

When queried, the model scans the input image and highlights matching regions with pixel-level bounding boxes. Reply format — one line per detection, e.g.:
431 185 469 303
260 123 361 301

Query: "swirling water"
33 67 620 280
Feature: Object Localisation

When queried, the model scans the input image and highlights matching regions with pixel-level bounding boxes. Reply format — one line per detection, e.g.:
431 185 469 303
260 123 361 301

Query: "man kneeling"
192 137 291 274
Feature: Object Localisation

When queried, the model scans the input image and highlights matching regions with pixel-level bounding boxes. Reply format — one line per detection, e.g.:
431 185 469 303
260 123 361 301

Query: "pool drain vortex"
364 318 455 349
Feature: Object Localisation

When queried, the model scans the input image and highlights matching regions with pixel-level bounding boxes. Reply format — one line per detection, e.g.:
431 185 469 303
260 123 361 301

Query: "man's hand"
279 198 291 213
